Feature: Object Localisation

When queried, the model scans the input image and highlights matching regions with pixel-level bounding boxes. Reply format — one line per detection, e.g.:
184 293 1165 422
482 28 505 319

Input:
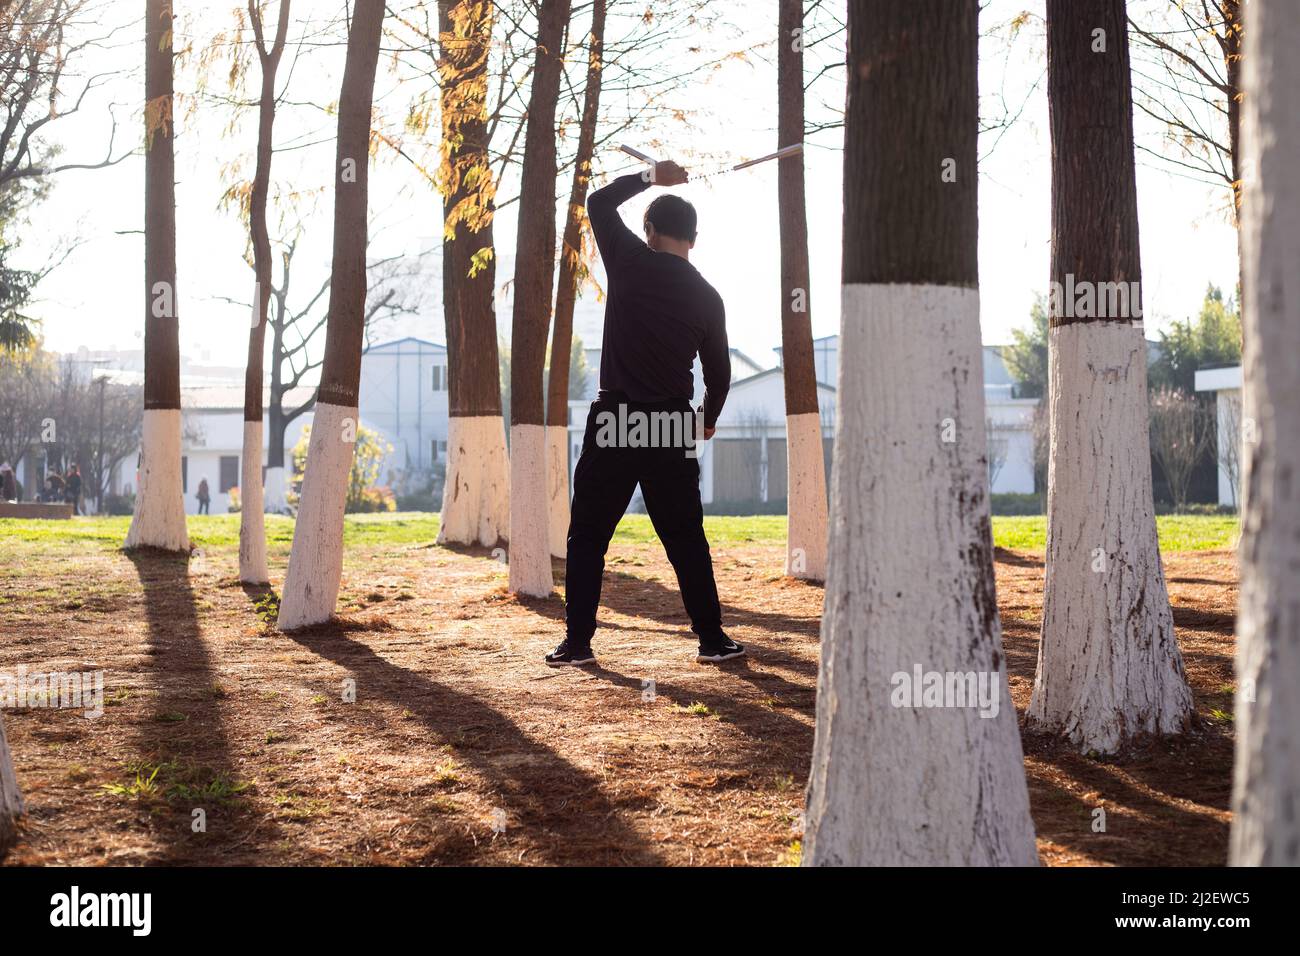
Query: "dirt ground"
0 535 1236 866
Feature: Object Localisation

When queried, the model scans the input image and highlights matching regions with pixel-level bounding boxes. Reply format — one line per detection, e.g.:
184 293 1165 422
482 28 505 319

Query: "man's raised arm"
586 174 650 275
587 161 690 276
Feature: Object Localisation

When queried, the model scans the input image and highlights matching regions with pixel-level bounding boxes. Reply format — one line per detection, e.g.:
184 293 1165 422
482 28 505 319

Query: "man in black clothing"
546 160 745 668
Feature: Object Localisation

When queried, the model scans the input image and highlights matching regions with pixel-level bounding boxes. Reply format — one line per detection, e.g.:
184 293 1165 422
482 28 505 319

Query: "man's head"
643 194 697 256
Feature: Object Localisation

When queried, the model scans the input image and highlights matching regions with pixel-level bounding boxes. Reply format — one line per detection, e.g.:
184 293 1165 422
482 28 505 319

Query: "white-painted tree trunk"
239 419 269 585
437 415 510 546
0 715 22 851
805 284 1038 866
507 422 553 596
277 403 357 630
1029 322 1192 754
1230 0 1300 867
125 408 190 552
545 423 569 558
264 465 288 514
785 410 828 581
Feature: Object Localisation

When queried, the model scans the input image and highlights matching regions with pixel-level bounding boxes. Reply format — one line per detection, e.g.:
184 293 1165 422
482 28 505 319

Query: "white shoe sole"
696 648 746 663
545 657 597 668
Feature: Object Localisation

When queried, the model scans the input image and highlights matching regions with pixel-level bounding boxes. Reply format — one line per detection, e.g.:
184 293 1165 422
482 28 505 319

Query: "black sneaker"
697 636 745 663
545 640 597 667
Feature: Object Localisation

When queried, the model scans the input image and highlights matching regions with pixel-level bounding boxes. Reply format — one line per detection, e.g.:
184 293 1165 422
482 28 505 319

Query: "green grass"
989 514 1239 552
0 510 1240 555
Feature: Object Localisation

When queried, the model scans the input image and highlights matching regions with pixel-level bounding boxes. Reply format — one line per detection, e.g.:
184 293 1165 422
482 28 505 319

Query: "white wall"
178 410 313 515
358 339 450 488
986 394 1038 495
1195 365 1243 508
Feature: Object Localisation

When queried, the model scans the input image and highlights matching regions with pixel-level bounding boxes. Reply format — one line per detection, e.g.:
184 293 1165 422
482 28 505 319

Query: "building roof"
1194 365 1242 392
729 366 836 393
363 336 447 353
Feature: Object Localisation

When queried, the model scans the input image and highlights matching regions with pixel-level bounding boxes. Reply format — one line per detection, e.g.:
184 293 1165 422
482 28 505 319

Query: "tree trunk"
1231 0 1300 866
239 0 291 585
777 0 827 582
507 0 571 596
545 0 604 558
436 0 510 548
277 0 385 630
263 313 293 513
1029 0 1192 754
126 0 189 552
1220 0 1246 354
0 715 22 852
803 0 1037 866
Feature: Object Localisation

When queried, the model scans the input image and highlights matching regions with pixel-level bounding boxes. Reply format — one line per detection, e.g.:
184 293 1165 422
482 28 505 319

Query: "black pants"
198 499 209 515
565 397 723 644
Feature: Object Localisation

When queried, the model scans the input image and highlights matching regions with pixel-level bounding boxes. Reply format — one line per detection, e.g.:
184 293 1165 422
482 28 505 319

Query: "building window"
432 365 446 391
219 455 239 493
432 439 447 461
181 456 188 493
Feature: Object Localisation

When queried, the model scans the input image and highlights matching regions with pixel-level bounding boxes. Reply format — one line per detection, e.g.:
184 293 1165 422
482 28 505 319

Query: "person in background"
64 464 83 515
0 464 16 502
44 471 65 503
196 477 210 515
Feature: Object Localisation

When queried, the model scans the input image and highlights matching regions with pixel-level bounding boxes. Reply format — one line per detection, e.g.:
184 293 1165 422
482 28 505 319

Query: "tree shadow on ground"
583 663 815 782
282 622 662 865
127 548 274 863
994 547 1044 569
1022 728 1230 866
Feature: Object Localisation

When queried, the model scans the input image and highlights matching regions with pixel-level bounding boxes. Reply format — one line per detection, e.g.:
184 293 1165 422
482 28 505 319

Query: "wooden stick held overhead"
616 143 804 180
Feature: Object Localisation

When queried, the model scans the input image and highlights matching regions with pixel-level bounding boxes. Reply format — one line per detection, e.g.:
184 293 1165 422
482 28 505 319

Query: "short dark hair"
643 194 697 243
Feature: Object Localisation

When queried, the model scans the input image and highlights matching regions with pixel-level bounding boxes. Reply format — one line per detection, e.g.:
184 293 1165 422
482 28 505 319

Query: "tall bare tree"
1129 0 1245 332
1128 1 1243 208
544 0 604 558
1029 0 1192 754
1231 0 1300 867
507 0 570 597
277 0 386 629
1 1 129 349
239 0 291 584
804 0 1036 866
125 0 188 552
777 0 827 582
435 0 510 547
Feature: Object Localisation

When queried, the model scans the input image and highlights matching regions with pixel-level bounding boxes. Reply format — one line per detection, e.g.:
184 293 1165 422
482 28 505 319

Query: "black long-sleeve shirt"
586 174 730 428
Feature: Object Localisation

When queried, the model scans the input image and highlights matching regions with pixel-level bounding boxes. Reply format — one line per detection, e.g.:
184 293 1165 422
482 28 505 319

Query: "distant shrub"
989 493 1044 516
703 498 789 516
1155 501 1237 516
348 486 396 514
103 493 136 516
226 486 241 513
395 491 439 512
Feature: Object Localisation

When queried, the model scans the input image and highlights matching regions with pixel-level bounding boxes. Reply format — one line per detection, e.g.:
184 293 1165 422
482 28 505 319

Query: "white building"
357 337 449 485
176 385 316 516
567 335 1039 511
85 338 448 515
771 335 1038 496
1194 364 1243 508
